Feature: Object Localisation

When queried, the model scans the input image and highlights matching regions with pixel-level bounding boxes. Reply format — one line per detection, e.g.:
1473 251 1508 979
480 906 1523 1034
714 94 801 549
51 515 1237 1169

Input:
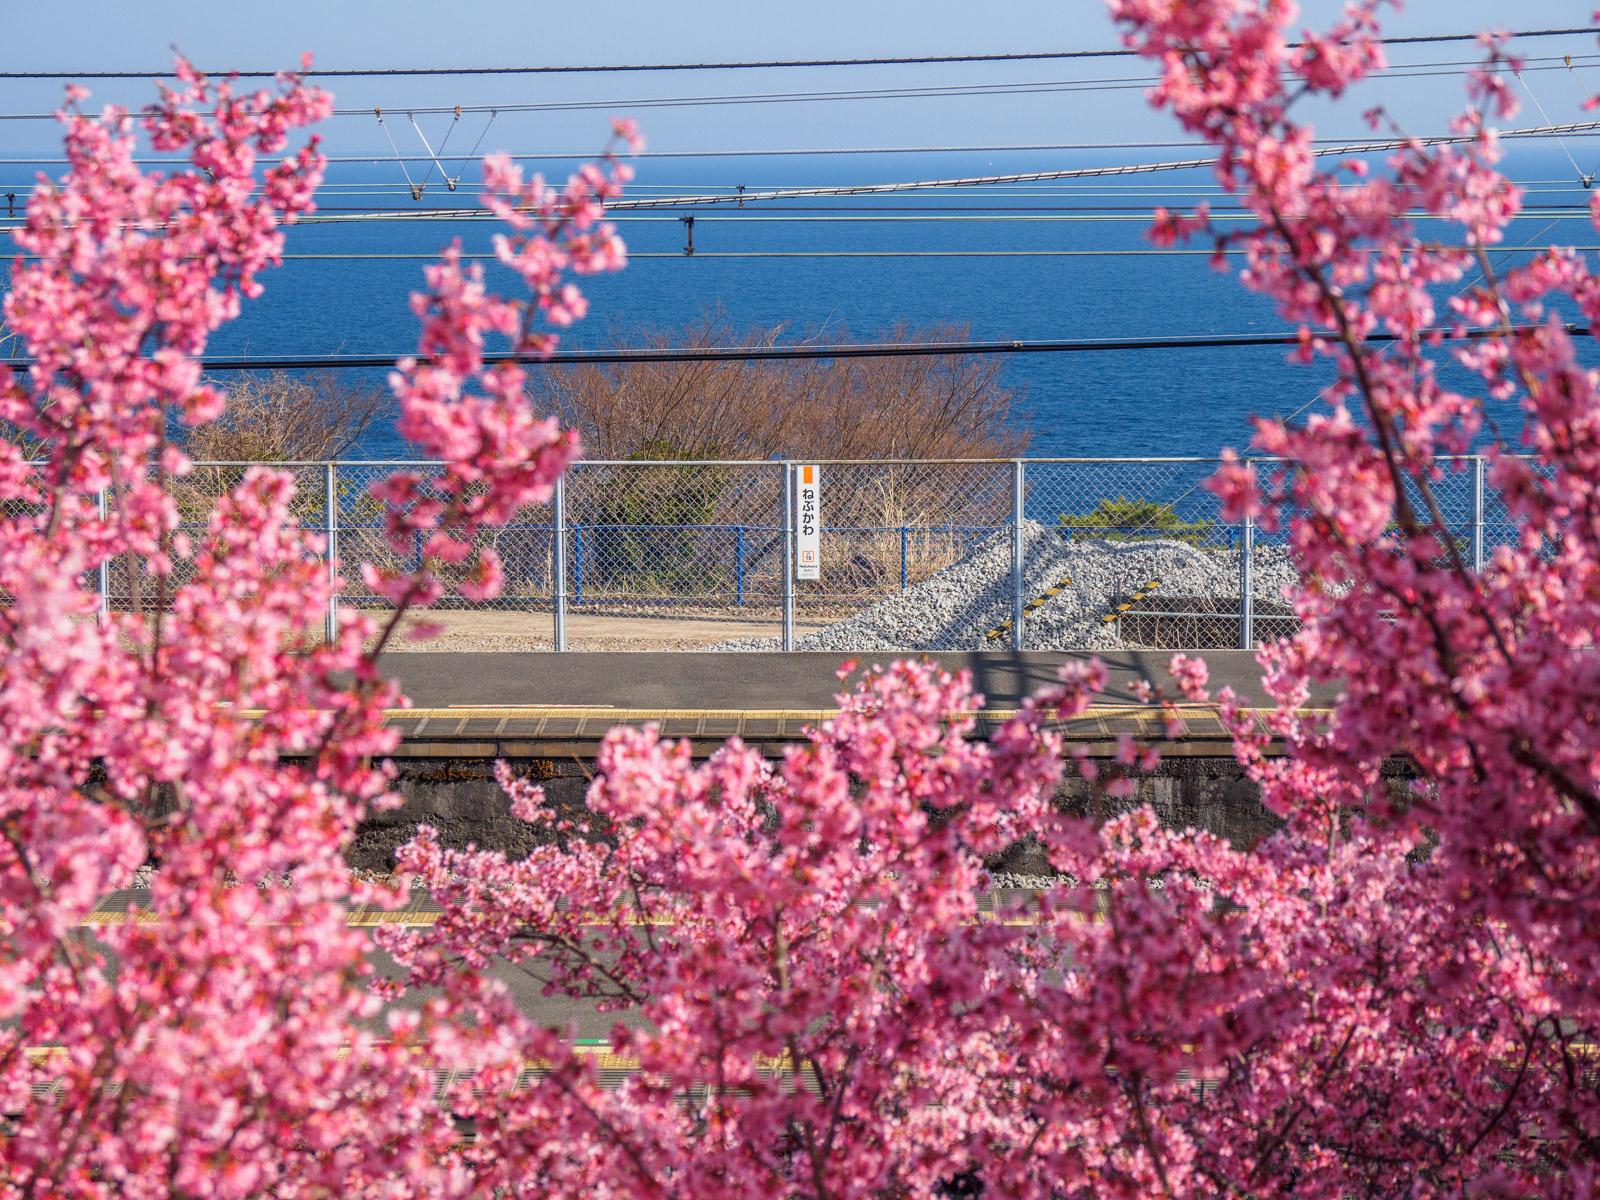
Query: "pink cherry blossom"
0 54 637 1196
7 10 1600 1197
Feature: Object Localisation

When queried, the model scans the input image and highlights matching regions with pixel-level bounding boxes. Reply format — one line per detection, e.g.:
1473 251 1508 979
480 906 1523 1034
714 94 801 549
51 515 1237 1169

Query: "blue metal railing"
564 523 995 605
331 520 1004 607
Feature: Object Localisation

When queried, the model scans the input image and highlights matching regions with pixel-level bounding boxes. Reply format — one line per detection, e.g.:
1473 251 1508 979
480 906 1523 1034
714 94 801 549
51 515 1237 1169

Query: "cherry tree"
0 59 634 1197
383 3 1600 1196
4 3 1600 1195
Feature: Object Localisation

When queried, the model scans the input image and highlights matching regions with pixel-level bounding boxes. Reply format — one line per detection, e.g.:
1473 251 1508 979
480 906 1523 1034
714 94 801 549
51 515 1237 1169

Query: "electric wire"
283 208 1599 225
286 121 1600 216
1279 214 1573 422
8 325 1581 371
228 243 1600 260
4 27 1597 78
4 55 1600 124
5 120 1597 203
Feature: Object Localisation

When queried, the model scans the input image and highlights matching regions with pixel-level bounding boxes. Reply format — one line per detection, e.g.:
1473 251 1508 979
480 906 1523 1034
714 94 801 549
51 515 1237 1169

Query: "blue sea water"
4 148 1597 459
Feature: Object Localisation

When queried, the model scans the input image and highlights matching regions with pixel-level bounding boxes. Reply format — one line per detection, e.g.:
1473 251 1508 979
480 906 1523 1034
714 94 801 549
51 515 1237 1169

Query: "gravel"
708 522 1298 652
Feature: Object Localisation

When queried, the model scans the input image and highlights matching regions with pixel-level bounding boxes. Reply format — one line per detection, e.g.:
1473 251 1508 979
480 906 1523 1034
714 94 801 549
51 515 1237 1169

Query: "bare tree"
531 313 1030 461
179 370 387 462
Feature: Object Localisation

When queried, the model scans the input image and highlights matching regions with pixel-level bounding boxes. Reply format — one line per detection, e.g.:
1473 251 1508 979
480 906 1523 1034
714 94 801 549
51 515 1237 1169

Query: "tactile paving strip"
380 703 1300 748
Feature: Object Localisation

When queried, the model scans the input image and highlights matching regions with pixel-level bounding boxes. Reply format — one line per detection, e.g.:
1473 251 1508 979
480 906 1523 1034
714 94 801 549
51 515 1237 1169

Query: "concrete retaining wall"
348 755 1416 874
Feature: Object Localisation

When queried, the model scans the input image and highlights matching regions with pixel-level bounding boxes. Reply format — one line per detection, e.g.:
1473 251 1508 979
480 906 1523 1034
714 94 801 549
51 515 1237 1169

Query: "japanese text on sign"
797 464 821 581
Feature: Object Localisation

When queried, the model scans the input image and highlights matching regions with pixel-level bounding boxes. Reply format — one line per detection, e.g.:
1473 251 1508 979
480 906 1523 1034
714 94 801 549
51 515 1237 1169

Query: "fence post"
1011 460 1025 652
782 462 795 652
553 475 568 652
325 462 339 646
1470 454 1486 573
96 487 108 624
735 526 744 606
901 526 908 590
573 525 583 605
1239 512 1254 650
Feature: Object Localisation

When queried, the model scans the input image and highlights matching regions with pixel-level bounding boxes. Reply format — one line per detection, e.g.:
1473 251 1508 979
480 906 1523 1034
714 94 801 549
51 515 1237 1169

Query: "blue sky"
3 1 1599 168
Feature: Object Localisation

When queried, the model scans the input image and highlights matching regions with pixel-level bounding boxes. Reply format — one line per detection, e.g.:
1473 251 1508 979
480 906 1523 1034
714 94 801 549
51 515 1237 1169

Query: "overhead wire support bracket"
375 107 425 200
1516 65 1590 186
1565 54 1600 186
454 109 498 186
408 106 460 192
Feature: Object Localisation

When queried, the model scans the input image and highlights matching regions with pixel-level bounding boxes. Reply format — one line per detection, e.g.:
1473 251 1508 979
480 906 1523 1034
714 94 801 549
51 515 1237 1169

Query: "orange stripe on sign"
803 465 814 484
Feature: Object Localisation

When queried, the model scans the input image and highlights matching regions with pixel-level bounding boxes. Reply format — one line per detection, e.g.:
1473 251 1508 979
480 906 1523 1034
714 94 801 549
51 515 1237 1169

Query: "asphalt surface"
377 649 1336 711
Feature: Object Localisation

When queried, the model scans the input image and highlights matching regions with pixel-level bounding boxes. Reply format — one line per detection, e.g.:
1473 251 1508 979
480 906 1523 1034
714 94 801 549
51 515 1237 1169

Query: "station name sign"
796 464 821 581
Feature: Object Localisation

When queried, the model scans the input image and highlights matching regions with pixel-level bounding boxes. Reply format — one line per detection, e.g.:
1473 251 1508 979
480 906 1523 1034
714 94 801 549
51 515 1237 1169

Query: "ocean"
4 147 1597 459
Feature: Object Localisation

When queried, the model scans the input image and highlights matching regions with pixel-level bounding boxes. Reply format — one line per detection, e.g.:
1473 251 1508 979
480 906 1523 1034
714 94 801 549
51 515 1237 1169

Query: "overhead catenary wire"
9 325 1582 371
11 208 1599 238
3 27 1598 78
3 241 1556 262
5 131 1598 234
282 208 1600 225
7 119 1600 170
4 55 1600 123
278 120 1600 217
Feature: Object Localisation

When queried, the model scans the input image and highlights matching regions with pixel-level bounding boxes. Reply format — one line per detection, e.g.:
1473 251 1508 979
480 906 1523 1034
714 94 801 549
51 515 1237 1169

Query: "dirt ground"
368 608 828 652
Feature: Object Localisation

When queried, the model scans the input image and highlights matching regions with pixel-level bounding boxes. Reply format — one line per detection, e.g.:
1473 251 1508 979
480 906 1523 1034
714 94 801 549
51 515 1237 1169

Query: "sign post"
796 464 821 581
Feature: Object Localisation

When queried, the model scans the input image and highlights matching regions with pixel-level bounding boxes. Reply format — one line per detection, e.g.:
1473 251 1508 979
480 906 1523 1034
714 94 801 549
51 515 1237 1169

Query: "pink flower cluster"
368 2 1600 1192
375 650 1579 1197
0 56 639 1195
0 60 485 1197
1108 0 1600 1186
6 10 1600 1195
370 123 638 620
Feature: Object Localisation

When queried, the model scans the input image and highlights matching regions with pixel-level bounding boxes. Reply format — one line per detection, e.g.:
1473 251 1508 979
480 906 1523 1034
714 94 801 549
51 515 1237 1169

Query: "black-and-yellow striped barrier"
986 574 1073 641
1101 579 1161 625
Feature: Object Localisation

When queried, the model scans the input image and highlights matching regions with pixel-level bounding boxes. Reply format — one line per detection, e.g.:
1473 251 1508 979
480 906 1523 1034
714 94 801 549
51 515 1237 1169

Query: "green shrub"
588 442 732 594
1057 497 1216 546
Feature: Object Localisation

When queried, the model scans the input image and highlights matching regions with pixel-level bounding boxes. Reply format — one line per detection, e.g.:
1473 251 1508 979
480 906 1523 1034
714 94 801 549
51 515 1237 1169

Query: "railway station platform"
373 649 1335 760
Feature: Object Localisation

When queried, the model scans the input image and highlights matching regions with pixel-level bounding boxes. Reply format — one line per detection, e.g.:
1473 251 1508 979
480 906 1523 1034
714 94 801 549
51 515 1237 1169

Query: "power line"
223 244 1600 260
4 55 1600 123
12 126 1600 165
3 124 1594 231
272 120 1600 216
10 325 1577 371
283 208 1599 225
4 27 1597 79
33 120 1600 160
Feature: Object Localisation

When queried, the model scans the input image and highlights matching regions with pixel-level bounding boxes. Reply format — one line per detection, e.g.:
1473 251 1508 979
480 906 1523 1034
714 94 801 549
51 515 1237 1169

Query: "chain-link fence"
104 462 333 616
90 456 1519 651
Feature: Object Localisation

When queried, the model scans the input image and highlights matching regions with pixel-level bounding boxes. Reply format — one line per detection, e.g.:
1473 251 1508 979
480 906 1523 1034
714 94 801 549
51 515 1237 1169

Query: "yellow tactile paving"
230 702 1328 743
81 905 1096 931
377 704 1328 744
